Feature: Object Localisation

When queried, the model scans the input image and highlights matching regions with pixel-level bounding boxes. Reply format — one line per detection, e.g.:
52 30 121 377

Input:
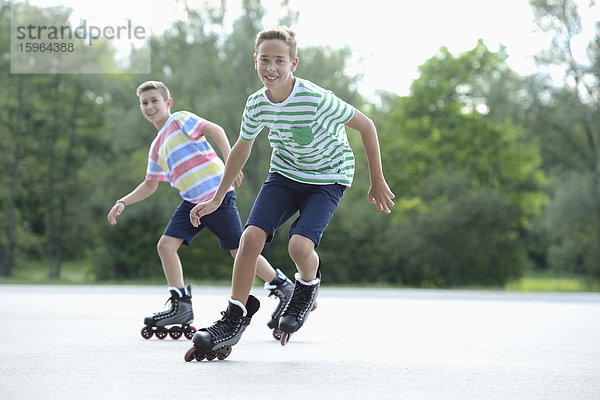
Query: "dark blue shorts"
163 191 242 249
246 173 347 247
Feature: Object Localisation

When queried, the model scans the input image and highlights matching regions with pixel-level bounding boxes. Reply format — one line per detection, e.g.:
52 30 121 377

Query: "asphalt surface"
1 285 599 399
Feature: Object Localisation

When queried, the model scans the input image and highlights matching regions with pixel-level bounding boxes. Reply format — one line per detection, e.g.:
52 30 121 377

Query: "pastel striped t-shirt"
146 111 232 203
240 78 356 186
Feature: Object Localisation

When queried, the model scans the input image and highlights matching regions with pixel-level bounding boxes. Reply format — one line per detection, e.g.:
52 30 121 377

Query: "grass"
1 261 597 292
0 260 97 285
0 260 232 286
504 271 594 292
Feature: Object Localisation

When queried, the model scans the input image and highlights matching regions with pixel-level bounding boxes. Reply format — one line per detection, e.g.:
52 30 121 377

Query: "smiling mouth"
265 76 278 82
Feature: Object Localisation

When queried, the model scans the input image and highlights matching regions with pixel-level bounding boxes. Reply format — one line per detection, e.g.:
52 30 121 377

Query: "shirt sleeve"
239 99 265 142
146 154 169 182
145 136 169 182
178 111 209 141
146 161 169 181
314 90 355 134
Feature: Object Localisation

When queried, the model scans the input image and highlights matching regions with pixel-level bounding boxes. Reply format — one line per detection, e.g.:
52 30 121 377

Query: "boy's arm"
346 109 395 214
107 180 159 225
202 122 243 187
189 138 254 227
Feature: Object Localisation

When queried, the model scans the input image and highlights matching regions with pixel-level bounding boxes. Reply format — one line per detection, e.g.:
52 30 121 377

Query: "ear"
167 97 173 108
254 54 258 70
291 57 299 72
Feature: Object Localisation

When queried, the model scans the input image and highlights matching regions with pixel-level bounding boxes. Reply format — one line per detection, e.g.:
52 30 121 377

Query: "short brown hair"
136 80 170 101
255 26 297 59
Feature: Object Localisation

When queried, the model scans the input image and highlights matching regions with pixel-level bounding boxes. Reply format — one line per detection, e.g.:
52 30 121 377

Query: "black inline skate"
141 284 196 340
278 272 320 346
264 269 294 340
184 295 260 362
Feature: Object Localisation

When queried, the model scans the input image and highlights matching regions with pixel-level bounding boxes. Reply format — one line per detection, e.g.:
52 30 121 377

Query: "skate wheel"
217 346 232 360
141 326 153 339
169 326 183 340
155 329 168 340
206 352 216 361
311 300 318 312
272 328 282 340
184 346 198 362
184 326 197 340
280 332 291 346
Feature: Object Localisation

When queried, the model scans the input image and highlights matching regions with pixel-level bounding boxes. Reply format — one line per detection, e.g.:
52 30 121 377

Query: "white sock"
228 297 248 317
169 286 185 297
295 273 320 286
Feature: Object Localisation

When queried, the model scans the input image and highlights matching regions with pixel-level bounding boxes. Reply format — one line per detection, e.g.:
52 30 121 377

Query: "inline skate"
184 295 260 362
264 269 294 340
278 272 320 346
141 284 196 340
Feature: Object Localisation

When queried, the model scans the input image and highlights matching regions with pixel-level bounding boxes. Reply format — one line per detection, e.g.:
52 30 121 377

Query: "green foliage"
389 174 526 287
525 0 600 283
543 172 600 282
371 41 547 287
0 0 108 277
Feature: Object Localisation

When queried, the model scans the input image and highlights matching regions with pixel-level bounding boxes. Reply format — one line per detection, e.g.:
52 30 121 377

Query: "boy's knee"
239 226 267 254
288 235 315 264
157 236 180 255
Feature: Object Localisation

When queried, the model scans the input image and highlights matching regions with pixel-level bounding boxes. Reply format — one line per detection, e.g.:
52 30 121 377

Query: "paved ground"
1 285 599 399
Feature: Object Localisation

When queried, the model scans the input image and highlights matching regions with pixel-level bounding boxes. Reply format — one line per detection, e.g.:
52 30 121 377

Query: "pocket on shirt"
290 125 315 146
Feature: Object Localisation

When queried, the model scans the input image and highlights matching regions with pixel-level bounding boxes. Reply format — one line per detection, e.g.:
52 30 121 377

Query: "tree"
370 42 547 286
529 0 600 282
0 2 110 278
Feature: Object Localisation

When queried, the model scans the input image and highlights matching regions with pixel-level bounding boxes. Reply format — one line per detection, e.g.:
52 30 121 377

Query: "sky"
14 0 600 97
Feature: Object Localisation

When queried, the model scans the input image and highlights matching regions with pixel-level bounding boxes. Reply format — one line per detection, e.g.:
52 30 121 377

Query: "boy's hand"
189 200 220 227
107 203 125 225
233 171 244 188
368 180 395 214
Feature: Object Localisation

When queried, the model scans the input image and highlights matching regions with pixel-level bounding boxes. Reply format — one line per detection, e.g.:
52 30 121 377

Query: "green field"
504 271 597 292
1 261 596 292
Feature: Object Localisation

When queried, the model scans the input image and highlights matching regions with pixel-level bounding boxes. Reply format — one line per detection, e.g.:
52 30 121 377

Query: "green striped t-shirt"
240 78 356 186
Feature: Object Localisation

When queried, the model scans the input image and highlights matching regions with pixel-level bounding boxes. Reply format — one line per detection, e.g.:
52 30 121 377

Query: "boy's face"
254 39 298 93
139 89 172 128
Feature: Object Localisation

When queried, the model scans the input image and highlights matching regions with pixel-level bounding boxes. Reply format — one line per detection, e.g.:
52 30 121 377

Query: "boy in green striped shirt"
185 26 394 360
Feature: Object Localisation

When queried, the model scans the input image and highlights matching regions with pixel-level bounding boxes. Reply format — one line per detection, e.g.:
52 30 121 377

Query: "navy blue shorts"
246 173 347 247
163 191 242 249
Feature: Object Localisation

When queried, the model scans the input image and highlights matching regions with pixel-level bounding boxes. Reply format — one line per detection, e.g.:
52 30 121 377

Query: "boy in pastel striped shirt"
107 81 293 340
186 27 395 360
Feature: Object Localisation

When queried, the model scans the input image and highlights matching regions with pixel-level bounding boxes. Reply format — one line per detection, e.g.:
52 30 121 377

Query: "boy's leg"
233 173 300 301
202 190 279 303
277 183 345 343
144 233 194 340
278 234 322 342
287 182 346 279
229 248 277 285
255 255 277 283
157 235 185 288
288 234 319 282
230 226 269 304
161 199 207 291
186 225 267 361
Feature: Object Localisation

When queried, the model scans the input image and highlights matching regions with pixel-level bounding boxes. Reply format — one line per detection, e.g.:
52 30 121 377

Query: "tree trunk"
52 81 83 279
46 76 60 279
0 237 5 277
7 77 24 277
